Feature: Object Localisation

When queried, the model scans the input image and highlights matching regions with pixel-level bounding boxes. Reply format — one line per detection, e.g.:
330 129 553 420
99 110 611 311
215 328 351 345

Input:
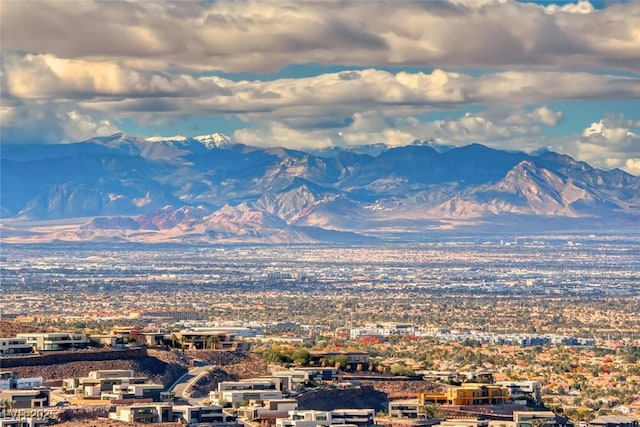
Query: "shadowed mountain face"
1 134 639 243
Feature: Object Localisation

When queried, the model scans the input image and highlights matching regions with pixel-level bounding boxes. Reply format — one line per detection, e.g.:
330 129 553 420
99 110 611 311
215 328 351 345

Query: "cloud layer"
1 0 639 174
3 0 640 72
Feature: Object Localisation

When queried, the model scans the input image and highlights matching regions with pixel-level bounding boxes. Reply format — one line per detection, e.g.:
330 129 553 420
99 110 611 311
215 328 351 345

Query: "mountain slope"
1 134 639 243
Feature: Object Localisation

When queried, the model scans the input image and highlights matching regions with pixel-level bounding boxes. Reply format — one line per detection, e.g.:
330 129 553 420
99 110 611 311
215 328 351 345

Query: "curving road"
168 362 213 406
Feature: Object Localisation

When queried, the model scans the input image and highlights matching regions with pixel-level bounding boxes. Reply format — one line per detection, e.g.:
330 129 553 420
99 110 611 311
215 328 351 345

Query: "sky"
1 0 639 174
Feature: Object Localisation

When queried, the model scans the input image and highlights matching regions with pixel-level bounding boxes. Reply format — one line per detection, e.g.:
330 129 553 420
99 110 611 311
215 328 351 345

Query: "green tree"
329 355 349 369
292 349 311 366
420 403 441 419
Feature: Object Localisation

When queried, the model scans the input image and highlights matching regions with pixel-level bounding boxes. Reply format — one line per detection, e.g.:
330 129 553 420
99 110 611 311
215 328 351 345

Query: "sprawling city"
2 236 640 427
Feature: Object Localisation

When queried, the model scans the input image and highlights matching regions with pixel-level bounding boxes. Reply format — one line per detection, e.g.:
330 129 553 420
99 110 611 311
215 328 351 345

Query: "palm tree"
420 403 441 419
207 335 219 350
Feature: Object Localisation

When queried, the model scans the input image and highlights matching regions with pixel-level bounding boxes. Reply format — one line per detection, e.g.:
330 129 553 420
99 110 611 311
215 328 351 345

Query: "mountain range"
1 133 639 243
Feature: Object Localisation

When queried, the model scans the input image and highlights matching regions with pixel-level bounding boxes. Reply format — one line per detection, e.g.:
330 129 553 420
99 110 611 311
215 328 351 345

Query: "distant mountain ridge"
1 133 639 243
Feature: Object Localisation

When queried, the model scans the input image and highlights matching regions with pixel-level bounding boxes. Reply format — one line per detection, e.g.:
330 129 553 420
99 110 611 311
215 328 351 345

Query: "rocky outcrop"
296 385 388 412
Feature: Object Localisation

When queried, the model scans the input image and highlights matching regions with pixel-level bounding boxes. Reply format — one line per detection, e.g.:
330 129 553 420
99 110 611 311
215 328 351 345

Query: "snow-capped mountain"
1 133 638 243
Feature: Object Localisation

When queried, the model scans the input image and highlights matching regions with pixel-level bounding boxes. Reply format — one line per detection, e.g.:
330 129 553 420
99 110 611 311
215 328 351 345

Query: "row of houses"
0 328 253 355
387 414 639 427
106 404 376 427
108 403 238 425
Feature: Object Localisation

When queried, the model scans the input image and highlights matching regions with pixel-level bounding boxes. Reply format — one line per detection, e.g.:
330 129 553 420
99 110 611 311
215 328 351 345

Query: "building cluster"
0 371 49 422
349 324 419 339
108 403 237 426
207 367 376 427
62 370 166 402
349 325 595 347
389 381 539 419
0 327 258 356
60 369 242 426
209 366 341 407
0 372 51 427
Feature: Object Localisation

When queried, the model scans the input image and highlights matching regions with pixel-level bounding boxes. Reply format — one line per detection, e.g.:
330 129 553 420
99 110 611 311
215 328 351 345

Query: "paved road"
169 363 213 406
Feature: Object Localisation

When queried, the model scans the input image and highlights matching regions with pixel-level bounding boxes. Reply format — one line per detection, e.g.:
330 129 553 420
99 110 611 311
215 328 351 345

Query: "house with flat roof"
15 333 87 352
235 398 298 421
496 381 541 406
0 338 33 356
64 370 157 400
309 351 370 367
175 330 250 352
589 416 639 427
172 405 237 426
0 416 50 427
419 383 509 406
294 367 340 383
102 383 165 401
211 389 283 407
275 410 336 427
108 403 173 424
511 411 572 427
388 399 420 418
217 380 277 392
0 372 43 390
331 409 375 427
0 389 49 409
109 403 238 425
440 419 489 427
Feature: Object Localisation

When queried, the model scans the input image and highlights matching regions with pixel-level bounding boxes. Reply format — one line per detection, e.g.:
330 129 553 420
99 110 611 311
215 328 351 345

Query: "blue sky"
1 0 639 173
